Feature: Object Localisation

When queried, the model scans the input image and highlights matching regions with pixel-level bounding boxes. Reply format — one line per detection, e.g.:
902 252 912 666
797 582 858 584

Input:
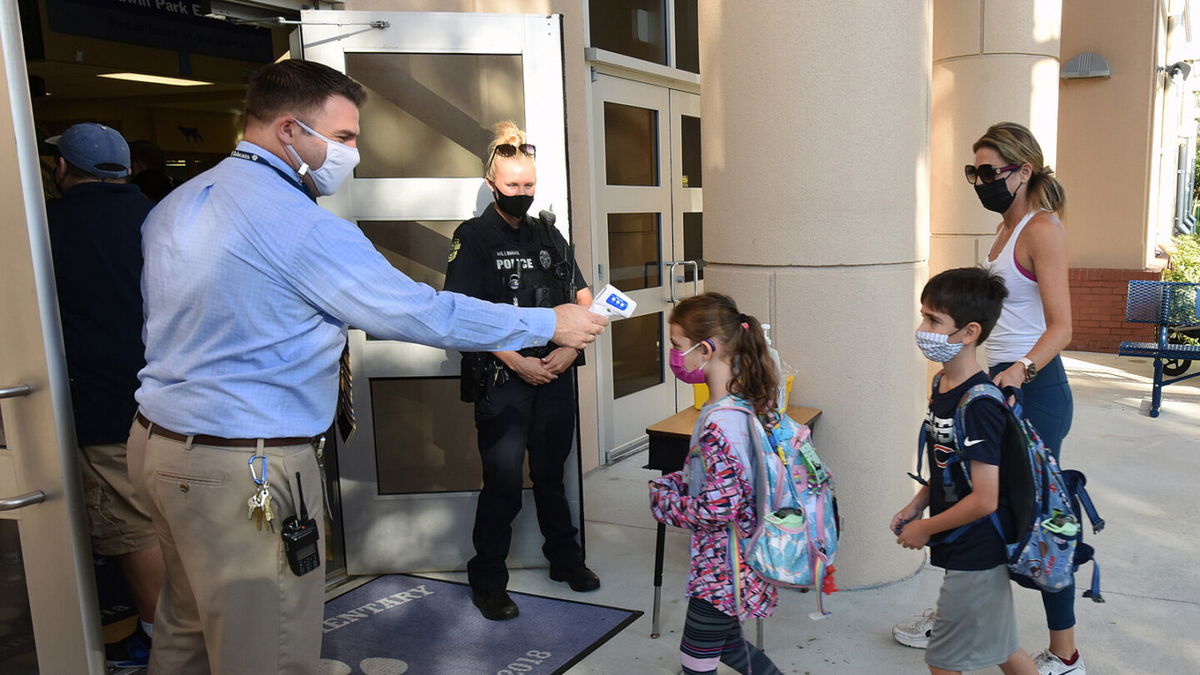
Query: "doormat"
320 574 641 675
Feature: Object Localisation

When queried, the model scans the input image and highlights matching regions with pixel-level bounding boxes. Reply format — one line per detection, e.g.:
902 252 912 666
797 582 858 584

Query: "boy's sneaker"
1034 649 1086 675
105 624 151 669
891 609 936 649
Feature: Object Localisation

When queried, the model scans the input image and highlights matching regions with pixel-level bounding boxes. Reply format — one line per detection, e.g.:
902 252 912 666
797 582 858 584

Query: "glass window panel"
604 102 659 186
674 0 700 73
345 53 525 178
680 114 702 188
371 378 532 494
358 220 459 340
0 521 37 674
608 213 661 292
589 0 668 66
612 312 664 399
683 212 704 282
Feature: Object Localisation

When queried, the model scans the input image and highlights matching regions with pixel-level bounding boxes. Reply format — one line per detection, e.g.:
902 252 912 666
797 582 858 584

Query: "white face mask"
915 329 964 363
285 118 360 196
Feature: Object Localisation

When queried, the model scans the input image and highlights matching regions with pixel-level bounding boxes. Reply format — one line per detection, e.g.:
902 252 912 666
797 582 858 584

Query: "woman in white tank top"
973 124 1079 674
894 123 1083 675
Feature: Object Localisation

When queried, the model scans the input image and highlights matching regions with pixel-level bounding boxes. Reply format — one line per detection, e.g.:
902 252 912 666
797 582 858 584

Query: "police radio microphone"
281 472 321 576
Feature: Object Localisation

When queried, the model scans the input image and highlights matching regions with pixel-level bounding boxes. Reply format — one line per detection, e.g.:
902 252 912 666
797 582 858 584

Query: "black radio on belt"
281 472 321 576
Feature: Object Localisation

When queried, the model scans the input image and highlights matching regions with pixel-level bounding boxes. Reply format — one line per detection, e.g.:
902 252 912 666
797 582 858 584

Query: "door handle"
681 260 700 298
0 490 45 512
667 261 682 303
0 384 32 399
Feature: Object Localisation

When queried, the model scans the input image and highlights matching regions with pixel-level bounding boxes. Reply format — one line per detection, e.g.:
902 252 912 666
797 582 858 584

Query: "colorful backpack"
693 398 840 618
915 379 1104 599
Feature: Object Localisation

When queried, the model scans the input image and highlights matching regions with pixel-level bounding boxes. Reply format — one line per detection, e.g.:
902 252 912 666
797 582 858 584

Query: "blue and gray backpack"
913 377 1105 600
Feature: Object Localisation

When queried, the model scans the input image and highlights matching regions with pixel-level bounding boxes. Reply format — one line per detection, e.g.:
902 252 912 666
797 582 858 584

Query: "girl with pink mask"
649 292 784 675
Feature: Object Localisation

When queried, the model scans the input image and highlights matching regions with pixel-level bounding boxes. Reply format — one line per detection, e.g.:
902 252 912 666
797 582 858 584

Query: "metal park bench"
1117 280 1200 417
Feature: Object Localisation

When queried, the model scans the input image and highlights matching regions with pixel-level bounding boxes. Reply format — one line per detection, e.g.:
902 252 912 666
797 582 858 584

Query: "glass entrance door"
0 7 104 671
300 11 576 575
592 74 703 462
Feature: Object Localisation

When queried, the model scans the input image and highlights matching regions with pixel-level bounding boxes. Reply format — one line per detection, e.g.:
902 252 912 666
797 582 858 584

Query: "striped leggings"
679 597 782 675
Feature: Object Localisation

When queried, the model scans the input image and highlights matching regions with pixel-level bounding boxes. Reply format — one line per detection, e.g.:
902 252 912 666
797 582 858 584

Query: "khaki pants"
127 420 325 675
78 441 157 556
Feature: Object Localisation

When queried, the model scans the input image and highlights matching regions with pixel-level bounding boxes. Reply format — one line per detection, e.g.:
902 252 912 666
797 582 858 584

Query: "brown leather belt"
135 412 313 448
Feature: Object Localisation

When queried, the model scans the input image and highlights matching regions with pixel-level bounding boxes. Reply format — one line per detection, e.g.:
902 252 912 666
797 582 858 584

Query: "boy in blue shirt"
892 267 1037 675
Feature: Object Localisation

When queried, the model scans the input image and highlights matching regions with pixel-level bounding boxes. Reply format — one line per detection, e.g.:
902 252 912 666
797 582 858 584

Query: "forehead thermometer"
590 284 637 319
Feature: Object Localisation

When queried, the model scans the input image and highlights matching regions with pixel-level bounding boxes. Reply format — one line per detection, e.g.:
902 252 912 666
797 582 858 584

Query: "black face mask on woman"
974 178 1022 214
493 189 534 219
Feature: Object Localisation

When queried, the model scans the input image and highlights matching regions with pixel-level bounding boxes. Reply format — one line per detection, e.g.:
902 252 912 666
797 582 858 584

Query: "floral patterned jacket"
648 407 779 621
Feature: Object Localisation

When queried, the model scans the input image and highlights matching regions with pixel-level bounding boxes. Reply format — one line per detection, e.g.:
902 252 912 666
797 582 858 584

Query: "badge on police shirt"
538 249 552 271
447 237 461 262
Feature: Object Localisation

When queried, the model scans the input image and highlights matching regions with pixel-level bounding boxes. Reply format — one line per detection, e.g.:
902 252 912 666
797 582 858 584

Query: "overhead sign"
45 0 274 64
115 0 212 19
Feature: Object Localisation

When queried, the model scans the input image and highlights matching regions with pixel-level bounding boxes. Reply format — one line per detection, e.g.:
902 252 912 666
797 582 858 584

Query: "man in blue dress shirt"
127 59 606 674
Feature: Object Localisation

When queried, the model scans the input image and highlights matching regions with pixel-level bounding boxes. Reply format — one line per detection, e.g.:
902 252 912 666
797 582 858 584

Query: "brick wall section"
1068 268 1161 353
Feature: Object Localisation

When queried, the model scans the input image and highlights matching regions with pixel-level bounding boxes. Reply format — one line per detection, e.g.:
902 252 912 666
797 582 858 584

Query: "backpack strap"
695 399 765 620
940 382 1008 545
1060 468 1106 603
909 372 948 487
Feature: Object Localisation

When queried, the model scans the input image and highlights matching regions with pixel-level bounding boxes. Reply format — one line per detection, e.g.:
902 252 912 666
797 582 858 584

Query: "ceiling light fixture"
97 72 213 87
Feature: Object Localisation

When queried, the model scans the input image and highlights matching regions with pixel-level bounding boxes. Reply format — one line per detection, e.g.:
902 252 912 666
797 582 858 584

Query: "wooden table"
644 405 822 639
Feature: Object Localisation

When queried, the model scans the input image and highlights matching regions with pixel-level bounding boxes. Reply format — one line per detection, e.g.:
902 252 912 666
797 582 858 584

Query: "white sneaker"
891 609 936 649
1034 649 1087 675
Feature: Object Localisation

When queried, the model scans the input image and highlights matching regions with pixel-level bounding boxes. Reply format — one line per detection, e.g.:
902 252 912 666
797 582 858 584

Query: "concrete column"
699 1 932 586
931 0 1062 273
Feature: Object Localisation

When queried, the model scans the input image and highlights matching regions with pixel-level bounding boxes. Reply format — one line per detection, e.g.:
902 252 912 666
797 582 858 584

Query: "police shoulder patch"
447 238 461 262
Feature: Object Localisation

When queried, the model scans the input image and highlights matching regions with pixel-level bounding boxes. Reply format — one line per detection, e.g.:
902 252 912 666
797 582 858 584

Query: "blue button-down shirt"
136 141 555 437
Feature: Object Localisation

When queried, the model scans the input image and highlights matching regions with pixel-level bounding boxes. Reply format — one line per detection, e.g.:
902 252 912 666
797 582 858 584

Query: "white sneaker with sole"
891 609 936 649
1034 649 1086 674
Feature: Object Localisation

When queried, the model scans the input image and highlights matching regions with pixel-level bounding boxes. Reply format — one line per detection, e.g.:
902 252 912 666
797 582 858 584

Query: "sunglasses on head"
492 143 536 160
964 163 1020 185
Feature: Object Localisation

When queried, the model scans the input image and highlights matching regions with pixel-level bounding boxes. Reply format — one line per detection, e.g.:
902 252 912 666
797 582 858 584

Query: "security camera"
1167 61 1192 82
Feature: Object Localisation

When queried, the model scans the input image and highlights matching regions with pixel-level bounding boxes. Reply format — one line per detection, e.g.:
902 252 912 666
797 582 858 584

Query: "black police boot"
472 588 519 621
549 564 601 592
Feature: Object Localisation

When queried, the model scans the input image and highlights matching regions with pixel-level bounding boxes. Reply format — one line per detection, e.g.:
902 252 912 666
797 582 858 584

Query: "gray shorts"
926 564 1019 672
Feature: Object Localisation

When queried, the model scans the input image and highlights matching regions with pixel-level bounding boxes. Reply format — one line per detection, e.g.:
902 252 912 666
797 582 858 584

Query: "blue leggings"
990 356 1076 631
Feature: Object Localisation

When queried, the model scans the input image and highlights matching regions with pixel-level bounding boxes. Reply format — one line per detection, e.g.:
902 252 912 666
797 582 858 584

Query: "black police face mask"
493 189 534 219
974 178 1022 214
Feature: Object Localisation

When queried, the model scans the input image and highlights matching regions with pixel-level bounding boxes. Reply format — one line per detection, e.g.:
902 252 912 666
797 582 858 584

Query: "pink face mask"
669 339 713 384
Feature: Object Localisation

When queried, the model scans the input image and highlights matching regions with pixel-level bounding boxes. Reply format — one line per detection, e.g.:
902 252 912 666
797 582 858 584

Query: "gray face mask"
915 329 964 363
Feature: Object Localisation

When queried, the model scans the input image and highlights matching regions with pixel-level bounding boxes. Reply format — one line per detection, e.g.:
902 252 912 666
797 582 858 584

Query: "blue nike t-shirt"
925 370 1012 570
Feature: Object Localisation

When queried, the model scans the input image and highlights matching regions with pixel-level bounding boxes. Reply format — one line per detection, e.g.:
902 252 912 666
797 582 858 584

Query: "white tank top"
984 211 1045 367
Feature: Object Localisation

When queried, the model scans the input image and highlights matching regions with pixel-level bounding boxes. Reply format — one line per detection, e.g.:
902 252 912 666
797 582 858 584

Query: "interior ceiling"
26 60 247 113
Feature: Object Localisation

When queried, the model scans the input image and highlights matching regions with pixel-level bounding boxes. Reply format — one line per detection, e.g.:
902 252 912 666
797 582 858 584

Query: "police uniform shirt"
444 205 587 307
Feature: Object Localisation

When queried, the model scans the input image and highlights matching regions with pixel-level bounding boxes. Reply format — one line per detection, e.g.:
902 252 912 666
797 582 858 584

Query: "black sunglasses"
964 163 1020 185
493 143 536 160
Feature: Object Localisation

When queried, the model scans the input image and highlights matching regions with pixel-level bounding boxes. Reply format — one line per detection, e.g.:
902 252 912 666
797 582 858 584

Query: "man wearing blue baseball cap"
45 122 163 670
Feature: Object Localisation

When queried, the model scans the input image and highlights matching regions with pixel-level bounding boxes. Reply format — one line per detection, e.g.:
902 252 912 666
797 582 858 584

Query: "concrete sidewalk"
470 352 1200 673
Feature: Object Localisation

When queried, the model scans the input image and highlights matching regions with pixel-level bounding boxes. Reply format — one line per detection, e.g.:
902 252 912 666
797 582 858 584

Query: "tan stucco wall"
340 0 602 471
1057 0 1158 270
700 0 932 587
931 0 1061 274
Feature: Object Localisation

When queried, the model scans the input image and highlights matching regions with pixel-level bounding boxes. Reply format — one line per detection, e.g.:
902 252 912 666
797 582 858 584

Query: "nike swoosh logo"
963 437 984 446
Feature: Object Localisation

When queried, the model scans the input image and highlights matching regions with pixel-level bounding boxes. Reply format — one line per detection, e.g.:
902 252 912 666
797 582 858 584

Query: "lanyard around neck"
230 148 316 202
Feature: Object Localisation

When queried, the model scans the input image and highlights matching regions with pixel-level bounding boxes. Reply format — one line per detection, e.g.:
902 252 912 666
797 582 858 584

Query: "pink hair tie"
740 322 749 330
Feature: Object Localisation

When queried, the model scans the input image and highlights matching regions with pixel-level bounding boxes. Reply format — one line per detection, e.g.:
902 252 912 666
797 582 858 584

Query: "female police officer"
444 122 599 621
